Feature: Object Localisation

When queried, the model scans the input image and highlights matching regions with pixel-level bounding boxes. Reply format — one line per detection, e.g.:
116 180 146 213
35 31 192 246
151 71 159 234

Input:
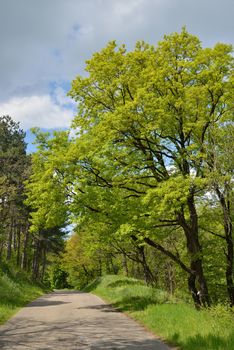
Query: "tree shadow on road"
0 318 171 349
76 296 157 313
27 299 71 307
76 303 121 313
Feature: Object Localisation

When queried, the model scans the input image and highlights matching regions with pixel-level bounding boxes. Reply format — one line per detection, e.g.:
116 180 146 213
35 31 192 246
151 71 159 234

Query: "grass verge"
0 264 46 325
84 275 234 350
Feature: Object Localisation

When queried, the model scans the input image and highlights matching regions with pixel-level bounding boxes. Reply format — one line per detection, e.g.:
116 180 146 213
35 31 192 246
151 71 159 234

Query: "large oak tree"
68 29 233 306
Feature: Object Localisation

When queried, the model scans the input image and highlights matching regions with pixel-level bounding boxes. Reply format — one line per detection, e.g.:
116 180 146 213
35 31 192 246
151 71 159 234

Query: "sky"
0 0 233 151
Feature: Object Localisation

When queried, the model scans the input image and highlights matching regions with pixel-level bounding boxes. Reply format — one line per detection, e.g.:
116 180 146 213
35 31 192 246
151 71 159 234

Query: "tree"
0 115 30 265
25 130 70 281
204 123 234 306
68 29 233 307
25 130 69 232
25 29 233 306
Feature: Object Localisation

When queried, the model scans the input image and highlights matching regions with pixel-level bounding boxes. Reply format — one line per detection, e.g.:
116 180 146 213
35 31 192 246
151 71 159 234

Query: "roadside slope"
84 275 234 350
0 264 45 324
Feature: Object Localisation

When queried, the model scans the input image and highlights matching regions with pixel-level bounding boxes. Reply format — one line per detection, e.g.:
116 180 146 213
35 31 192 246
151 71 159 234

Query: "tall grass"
84 275 234 350
0 265 45 324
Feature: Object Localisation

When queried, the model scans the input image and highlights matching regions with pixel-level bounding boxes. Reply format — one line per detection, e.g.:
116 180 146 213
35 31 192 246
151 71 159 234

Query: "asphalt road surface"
0 291 172 349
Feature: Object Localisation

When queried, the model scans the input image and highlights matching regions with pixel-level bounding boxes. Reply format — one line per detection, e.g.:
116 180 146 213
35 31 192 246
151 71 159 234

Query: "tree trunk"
32 238 40 280
105 254 112 274
21 227 29 270
138 245 156 285
215 185 234 306
13 224 17 252
164 261 176 295
98 258 102 276
122 252 129 276
40 248 47 281
6 221 14 260
0 240 4 258
226 235 234 306
16 226 21 266
179 191 210 308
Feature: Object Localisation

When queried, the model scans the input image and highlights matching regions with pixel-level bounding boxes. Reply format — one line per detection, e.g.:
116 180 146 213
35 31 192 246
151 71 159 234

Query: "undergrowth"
0 263 46 324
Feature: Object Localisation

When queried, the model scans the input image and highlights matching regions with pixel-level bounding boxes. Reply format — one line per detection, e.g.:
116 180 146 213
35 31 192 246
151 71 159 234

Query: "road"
0 291 172 349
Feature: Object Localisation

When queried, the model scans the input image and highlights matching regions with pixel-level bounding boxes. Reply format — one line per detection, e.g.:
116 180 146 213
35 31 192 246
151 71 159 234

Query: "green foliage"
68 28 233 304
0 115 28 208
25 29 234 306
0 115 33 275
47 265 69 289
138 304 234 350
25 129 70 233
62 230 119 289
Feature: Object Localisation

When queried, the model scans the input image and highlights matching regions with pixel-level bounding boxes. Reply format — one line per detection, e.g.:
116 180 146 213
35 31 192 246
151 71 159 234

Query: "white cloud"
113 0 144 16
53 86 76 107
0 95 75 130
0 0 233 104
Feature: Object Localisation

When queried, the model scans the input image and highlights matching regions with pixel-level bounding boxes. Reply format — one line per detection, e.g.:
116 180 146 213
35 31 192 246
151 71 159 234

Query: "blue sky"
0 0 233 153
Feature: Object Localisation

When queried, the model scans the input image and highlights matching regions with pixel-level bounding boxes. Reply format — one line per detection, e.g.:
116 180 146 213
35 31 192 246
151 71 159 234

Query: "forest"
0 29 234 310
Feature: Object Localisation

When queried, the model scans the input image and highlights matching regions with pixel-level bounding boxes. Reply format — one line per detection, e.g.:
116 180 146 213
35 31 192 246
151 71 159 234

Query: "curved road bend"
0 291 172 350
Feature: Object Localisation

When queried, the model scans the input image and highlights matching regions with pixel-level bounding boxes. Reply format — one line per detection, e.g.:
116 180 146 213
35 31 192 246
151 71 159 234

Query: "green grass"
0 265 46 324
84 275 234 350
